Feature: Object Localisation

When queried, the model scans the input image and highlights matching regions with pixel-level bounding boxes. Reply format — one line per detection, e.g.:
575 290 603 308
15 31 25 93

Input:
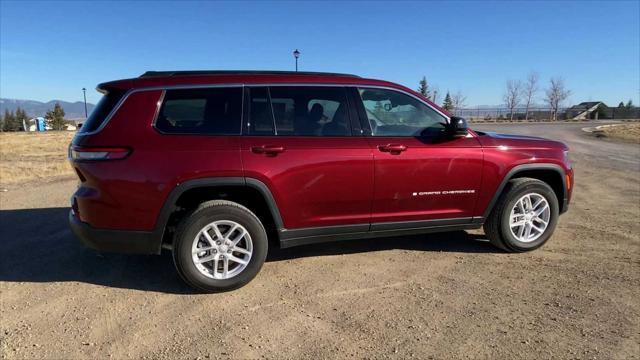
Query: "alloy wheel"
191 220 253 279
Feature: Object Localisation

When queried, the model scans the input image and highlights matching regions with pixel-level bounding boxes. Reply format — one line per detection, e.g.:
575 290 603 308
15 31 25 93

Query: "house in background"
566 102 607 120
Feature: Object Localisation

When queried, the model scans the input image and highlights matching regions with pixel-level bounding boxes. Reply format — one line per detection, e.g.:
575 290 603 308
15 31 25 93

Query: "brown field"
600 122 640 143
0 131 75 186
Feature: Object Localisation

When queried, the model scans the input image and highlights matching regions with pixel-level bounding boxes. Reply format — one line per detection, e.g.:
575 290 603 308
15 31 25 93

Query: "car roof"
97 70 450 116
100 70 399 90
139 70 361 78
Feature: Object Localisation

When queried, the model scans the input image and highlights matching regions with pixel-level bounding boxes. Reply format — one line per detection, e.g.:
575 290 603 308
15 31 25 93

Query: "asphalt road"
1 122 638 359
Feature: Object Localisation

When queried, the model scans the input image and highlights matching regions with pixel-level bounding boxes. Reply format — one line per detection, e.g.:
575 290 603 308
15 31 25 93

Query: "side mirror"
448 116 468 137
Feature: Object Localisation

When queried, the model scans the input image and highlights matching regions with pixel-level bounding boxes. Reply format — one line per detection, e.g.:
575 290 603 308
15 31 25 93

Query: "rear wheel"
172 200 268 292
484 178 559 252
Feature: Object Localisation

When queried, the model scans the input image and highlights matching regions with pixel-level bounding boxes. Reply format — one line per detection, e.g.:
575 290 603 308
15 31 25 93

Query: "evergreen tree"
442 92 454 111
417 76 430 99
626 99 634 109
15 107 28 131
45 102 66 130
4 110 22 131
618 101 625 108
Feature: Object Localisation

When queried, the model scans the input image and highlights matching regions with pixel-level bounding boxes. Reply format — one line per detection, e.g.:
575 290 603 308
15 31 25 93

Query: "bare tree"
503 79 522 121
545 77 571 121
522 72 539 121
451 91 467 115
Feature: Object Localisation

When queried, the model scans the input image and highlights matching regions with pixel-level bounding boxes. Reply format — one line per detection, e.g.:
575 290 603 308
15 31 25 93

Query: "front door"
241 86 374 231
354 87 483 225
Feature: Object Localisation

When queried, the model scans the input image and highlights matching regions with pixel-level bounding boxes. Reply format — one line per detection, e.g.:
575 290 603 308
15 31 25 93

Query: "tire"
484 178 559 252
172 200 268 292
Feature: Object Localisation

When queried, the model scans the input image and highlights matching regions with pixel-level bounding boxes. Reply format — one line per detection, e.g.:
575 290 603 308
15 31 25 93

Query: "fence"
453 106 640 122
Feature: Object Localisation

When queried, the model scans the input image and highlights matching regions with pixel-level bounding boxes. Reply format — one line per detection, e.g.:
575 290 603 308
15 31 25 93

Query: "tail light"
69 145 130 161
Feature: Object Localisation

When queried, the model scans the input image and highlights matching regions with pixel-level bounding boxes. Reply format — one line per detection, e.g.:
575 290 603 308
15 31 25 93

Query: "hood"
482 131 549 141
475 131 567 150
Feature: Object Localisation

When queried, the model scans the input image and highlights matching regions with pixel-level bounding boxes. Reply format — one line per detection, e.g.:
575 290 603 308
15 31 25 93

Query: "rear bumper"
68 211 160 254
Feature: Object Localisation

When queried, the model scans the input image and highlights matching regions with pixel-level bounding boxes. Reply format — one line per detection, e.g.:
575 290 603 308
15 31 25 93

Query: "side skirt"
279 217 482 248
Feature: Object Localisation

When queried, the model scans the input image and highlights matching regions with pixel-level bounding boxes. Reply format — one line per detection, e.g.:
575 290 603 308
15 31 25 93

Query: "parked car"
69 70 573 292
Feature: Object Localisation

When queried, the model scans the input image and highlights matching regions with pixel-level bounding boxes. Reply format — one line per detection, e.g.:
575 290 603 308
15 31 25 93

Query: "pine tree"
442 92 453 111
618 101 625 108
45 102 66 130
417 76 430 99
626 99 634 109
2 110 21 131
15 107 28 131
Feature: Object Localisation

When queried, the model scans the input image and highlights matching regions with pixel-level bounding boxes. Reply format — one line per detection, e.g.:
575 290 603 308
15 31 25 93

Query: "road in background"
1 123 638 359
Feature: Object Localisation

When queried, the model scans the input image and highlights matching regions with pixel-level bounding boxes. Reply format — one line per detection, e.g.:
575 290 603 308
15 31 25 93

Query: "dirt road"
1 123 638 359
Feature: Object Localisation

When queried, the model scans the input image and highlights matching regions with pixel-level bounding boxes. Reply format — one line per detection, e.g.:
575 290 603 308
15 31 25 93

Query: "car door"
353 87 483 226
241 85 374 232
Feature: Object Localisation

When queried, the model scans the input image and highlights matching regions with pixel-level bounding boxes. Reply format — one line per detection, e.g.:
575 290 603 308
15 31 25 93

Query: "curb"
581 123 626 133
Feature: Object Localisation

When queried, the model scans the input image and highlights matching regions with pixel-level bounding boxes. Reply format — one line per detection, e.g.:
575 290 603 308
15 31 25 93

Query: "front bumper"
68 211 160 254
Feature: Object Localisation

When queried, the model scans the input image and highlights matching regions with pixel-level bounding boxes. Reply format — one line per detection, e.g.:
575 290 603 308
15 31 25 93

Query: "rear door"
353 87 483 225
241 86 374 231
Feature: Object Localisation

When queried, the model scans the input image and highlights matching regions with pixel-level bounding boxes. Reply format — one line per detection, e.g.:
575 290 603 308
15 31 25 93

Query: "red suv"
69 71 573 292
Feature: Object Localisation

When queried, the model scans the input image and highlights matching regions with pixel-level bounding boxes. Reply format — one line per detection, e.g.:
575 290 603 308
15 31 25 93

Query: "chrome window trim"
76 82 448 136
149 90 167 130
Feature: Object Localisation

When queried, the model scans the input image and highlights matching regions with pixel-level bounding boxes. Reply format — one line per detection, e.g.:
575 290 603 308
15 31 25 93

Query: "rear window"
155 88 242 135
79 89 126 133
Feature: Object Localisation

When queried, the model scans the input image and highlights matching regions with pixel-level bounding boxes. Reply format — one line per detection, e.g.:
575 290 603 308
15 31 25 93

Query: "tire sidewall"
174 205 268 292
499 182 559 251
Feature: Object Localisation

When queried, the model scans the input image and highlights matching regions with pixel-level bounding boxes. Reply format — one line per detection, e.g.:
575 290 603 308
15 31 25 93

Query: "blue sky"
1 0 638 107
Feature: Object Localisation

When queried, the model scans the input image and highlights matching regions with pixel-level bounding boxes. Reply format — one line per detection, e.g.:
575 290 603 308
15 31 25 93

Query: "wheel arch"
152 177 284 253
482 163 568 220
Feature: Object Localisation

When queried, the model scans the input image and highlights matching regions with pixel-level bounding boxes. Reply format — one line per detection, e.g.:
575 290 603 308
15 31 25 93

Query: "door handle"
378 144 407 154
251 145 285 155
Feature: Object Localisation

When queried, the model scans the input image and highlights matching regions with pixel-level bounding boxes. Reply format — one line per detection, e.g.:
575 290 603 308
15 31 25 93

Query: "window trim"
152 85 245 136
76 83 448 137
243 86 278 136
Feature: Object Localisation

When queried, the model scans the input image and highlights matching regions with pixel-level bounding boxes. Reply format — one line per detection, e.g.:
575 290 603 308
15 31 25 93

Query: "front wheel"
172 200 268 292
484 178 559 252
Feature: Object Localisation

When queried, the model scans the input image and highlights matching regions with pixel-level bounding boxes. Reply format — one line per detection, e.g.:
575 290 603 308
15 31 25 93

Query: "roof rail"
139 70 360 78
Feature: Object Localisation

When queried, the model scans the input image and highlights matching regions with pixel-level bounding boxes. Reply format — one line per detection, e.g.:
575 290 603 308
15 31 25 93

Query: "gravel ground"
1 123 638 359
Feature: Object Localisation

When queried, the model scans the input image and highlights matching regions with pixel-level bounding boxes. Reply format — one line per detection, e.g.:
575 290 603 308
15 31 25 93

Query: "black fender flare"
151 177 284 253
480 163 568 220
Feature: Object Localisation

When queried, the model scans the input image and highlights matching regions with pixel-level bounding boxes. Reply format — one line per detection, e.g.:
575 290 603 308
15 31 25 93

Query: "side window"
247 87 274 135
155 87 242 135
269 86 351 136
358 88 446 137
79 89 126 133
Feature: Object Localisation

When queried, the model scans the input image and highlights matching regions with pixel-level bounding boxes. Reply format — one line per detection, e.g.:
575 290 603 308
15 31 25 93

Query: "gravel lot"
1 123 638 359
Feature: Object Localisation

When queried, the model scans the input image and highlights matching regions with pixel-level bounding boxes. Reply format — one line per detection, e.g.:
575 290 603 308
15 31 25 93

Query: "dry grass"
600 123 640 143
0 131 75 185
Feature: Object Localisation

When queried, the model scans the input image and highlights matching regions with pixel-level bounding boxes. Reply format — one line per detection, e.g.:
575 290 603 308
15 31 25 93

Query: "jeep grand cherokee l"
69 70 573 292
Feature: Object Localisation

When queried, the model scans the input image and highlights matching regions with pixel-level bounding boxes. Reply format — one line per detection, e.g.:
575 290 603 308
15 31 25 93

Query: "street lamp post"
82 88 88 119
293 49 300 72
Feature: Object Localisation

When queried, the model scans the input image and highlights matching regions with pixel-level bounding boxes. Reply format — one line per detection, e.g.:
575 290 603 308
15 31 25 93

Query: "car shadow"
0 207 498 294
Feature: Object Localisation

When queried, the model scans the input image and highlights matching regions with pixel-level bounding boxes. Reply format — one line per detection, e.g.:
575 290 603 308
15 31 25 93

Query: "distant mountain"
0 98 96 120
